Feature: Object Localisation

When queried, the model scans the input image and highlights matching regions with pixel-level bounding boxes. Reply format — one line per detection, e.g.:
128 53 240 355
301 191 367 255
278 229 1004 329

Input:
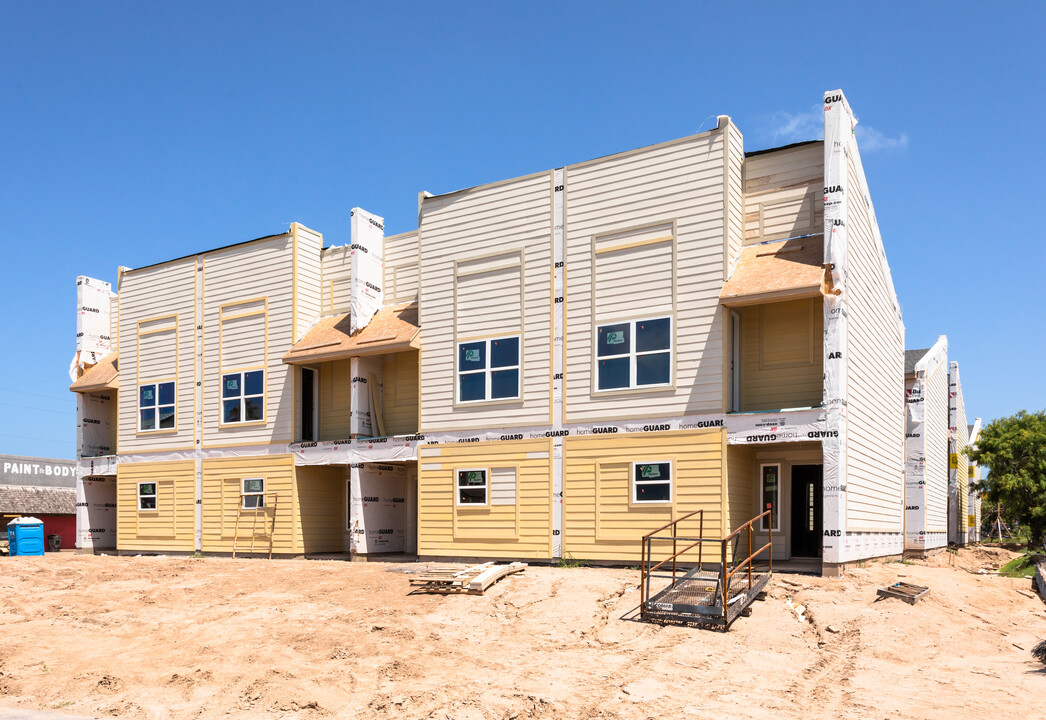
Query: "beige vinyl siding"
295 465 345 553
319 245 352 316
564 130 727 422
219 305 265 369
563 429 725 563
384 230 419 304
293 224 323 341
116 460 196 553
138 323 177 380
318 359 351 441
200 455 298 554
202 234 295 446
843 152 905 532
419 172 552 431
725 121 745 272
924 360 949 532
738 298 823 411
456 253 523 338
117 259 196 452
418 438 553 559
109 293 119 353
382 351 418 436
726 444 755 535
744 143 823 244
594 238 672 320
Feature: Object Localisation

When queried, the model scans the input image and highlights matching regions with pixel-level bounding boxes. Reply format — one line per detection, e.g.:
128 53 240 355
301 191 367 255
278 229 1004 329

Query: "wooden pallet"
877 581 930 604
409 562 526 595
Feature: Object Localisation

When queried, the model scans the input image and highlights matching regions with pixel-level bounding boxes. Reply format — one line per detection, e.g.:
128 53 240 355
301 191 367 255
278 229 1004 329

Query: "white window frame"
455 335 521 404
632 461 673 504
594 316 673 392
137 481 157 511
760 463 781 532
221 370 265 425
456 468 489 506
242 477 265 509
138 381 176 432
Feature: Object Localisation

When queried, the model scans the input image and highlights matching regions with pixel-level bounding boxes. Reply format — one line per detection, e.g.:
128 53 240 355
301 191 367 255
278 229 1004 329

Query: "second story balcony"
720 236 827 414
283 302 420 442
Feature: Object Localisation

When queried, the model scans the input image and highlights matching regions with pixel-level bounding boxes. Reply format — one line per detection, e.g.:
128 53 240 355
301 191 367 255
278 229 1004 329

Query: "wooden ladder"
232 492 278 559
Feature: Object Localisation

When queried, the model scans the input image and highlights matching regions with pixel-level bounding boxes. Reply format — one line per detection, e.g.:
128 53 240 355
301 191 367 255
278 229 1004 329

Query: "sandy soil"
0 546 1043 720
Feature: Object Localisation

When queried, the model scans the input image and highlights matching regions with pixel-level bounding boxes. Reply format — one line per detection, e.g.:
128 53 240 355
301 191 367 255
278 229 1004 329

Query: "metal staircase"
639 509 772 629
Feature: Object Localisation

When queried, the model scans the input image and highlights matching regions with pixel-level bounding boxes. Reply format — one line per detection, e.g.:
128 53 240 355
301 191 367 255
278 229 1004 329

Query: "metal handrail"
640 509 774 623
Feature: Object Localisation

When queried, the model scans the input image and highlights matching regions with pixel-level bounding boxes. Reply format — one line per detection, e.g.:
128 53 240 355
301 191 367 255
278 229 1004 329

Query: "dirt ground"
0 546 1043 720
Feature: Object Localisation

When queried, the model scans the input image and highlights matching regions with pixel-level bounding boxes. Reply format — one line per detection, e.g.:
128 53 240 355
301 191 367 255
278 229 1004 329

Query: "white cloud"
760 105 909 153
765 106 823 143
855 125 909 152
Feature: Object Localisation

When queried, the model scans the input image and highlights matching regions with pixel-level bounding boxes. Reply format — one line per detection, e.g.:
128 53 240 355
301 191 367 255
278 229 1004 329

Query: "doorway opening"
790 464 823 558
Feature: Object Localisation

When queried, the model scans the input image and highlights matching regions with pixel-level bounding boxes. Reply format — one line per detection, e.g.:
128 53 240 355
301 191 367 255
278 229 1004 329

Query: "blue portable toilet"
8 517 45 556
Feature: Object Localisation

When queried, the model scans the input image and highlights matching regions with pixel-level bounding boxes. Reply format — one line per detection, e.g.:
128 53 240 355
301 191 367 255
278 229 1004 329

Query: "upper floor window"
139 382 175 431
596 317 672 391
457 336 520 403
222 370 264 424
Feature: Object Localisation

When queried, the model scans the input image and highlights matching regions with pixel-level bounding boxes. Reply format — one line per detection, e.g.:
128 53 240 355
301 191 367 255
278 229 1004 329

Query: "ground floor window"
242 477 265 509
138 482 157 511
761 463 780 530
457 469 488 505
633 461 672 503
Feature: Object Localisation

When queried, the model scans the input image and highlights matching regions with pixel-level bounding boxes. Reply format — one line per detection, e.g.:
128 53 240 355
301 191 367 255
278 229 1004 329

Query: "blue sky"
1 2 1042 459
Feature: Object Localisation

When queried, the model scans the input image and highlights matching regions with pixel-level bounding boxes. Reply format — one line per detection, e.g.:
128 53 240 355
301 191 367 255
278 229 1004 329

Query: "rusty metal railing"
639 509 773 627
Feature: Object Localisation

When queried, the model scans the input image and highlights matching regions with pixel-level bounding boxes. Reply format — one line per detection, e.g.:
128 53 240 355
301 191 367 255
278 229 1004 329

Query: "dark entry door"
301 367 316 441
790 464 823 558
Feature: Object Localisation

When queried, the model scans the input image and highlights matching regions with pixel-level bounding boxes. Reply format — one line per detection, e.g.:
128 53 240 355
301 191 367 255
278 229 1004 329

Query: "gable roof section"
283 302 420 365
69 353 119 393
904 348 930 376
720 235 827 306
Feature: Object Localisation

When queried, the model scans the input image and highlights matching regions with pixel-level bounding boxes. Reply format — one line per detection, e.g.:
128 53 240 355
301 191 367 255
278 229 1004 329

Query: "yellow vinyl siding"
843 151 905 531
116 460 195 553
382 351 418 436
200 454 298 554
726 444 755 534
744 143 823 244
295 465 345 553
419 172 552 431
318 359 351 441
564 131 727 423
953 373 970 537
738 298 823 411
562 429 725 563
418 438 552 559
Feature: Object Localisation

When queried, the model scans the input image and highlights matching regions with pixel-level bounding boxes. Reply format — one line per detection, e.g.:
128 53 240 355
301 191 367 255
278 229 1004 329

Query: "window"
457 469 488 505
138 482 157 511
457 336 520 403
139 382 175 431
596 317 671 391
222 370 264 424
242 477 265 509
761 464 780 531
633 462 672 503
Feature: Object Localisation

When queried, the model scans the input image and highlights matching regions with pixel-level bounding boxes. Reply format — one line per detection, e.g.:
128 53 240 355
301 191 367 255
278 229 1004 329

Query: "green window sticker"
227 378 238 391
640 464 661 479
606 331 625 345
244 479 263 493
465 349 480 362
140 483 156 495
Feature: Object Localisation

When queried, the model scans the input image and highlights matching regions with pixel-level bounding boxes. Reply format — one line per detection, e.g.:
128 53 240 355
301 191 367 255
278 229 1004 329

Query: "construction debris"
408 562 526 595
876 581 930 605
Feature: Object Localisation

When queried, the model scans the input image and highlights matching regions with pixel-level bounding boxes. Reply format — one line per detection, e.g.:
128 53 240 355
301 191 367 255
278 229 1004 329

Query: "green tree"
968 410 1046 548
